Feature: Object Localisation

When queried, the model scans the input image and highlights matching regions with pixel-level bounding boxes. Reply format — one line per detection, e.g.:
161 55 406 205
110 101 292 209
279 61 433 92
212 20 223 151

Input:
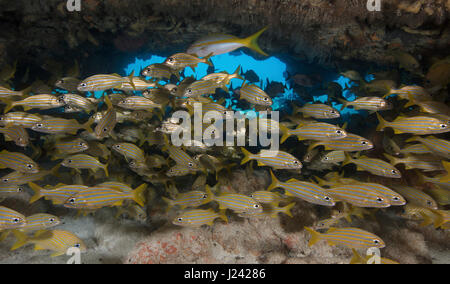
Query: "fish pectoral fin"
257 161 266 167
34 244 46 251
113 201 123 207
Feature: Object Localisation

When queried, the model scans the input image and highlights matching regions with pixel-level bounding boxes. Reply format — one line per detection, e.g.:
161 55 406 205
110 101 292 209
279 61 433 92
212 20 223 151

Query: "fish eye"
376 197 384 202
26 164 34 169
393 196 400 201
74 244 81 248
391 170 397 174
177 218 183 222
426 200 433 206
67 160 73 164
254 204 260 208
440 124 447 128
103 127 108 132
187 89 192 94
324 156 329 160
336 130 342 134
12 218 20 223
168 57 174 63
2 178 8 183
263 97 269 101
80 83 87 88
373 239 380 245
49 218 55 222
188 162 193 168
17 187 23 192
36 123 43 128
361 141 368 145
202 194 208 199
69 198 76 203
324 196 331 201
114 144 121 148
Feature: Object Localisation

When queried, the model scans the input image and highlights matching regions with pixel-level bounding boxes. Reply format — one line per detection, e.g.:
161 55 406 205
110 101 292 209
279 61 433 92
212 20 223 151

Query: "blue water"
118 51 373 121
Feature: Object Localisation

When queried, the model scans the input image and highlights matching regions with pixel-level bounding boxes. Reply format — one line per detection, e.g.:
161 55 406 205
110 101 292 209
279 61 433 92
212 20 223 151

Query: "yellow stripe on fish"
280 122 347 143
11 230 86 257
296 103 340 119
172 209 228 227
31 117 94 135
57 93 96 112
112 142 145 162
163 53 213 71
0 206 26 230
162 190 212 210
64 184 147 209
61 154 109 177
28 182 89 204
208 185 262 213
406 136 450 159
239 81 272 106
376 113 450 135
384 153 444 172
3 94 65 113
241 148 302 170
308 133 374 152
0 112 42 128
95 96 116 139
305 227 385 249
267 170 335 206
338 97 391 111
117 96 162 111
78 73 135 92
343 153 401 178
391 185 438 209
0 126 29 147
326 184 391 208
238 202 296 219
0 150 39 173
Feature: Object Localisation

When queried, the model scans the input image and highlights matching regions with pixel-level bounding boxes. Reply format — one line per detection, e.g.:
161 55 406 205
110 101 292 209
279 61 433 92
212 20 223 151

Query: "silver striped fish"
296 104 340 119
339 97 391 111
384 85 431 101
141 63 180 80
20 214 61 232
305 227 385 249
183 80 220 97
280 122 347 143
241 148 302 170
343 153 401 178
4 94 65 113
376 113 450 135
163 53 213 71
31 117 94 135
384 153 444 172
95 96 116 139
172 209 228 227
118 77 158 91
112 142 145 162
201 65 243 92
162 190 212 210
0 165 59 186
406 136 450 159
0 150 39 173
28 182 89 204
400 143 432 155
166 144 200 171
320 151 346 165
54 138 89 155
308 134 374 152
239 81 272 106
0 206 26 230
58 93 97 112
64 185 146 209
238 202 296 219
249 190 290 206
0 126 29 147
268 170 335 206
0 112 42 128
78 73 135 92
208 185 262 213
61 154 109 177
405 100 450 116
117 96 162 111
0 86 31 98
166 164 196 177
0 183 24 196
326 184 391 208
391 185 438 209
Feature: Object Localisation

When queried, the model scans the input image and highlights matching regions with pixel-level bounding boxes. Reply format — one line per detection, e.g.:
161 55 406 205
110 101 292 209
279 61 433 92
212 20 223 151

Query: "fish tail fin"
205 185 216 200
218 209 228 223
350 248 363 264
314 176 328 187
337 98 348 111
342 152 353 166
132 183 147 207
128 70 136 91
404 95 416 108
28 182 44 204
280 124 291 144
104 95 113 109
10 230 28 251
205 52 214 66
304 226 321 247
240 147 253 165
376 113 388 131
440 161 450 183
50 164 61 178
3 100 15 114
267 170 281 191
102 162 109 177
83 116 95 133
405 136 419 143
241 26 269 56
233 65 244 81
281 202 296 218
